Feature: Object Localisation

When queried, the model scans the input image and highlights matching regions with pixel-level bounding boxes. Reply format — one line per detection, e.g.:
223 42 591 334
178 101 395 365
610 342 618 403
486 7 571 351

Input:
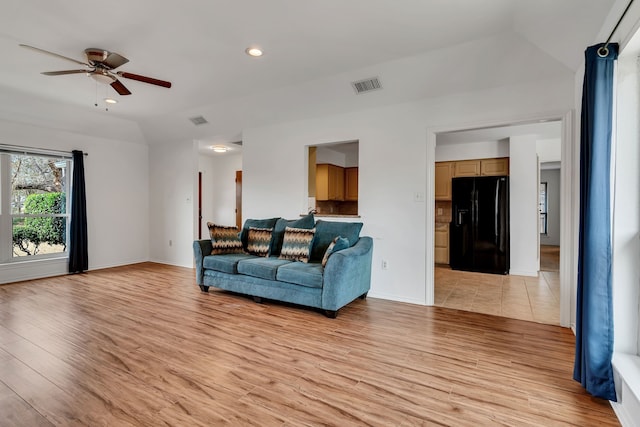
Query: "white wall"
316 146 346 166
148 141 197 267
537 138 562 162
540 168 561 246
509 135 540 276
435 140 509 161
0 118 149 284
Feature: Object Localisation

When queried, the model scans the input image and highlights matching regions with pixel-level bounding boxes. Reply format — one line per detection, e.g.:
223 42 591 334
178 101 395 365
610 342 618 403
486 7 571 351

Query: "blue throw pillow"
321 236 350 267
270 213 315 256
310 220 363 262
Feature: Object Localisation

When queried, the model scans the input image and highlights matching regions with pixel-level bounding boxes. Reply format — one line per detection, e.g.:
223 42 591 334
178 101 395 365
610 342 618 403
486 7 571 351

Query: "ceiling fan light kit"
20 44 172 98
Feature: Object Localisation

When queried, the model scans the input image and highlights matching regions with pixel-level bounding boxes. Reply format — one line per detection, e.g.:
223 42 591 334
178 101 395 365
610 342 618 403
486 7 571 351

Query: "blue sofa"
193 217 373 318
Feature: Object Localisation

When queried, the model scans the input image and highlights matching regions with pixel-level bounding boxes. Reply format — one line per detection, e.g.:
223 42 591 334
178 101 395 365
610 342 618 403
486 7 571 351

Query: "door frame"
426 110 573 328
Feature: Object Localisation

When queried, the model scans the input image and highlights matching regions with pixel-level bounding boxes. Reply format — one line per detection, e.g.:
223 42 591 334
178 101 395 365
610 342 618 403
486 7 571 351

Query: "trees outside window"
1 153 70 260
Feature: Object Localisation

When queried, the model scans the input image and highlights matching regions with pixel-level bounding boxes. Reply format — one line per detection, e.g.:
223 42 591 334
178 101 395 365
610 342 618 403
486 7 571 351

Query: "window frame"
0 152 72 263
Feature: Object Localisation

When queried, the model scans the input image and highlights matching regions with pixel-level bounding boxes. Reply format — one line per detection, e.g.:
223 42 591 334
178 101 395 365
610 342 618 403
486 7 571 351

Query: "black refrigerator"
450 176 509 275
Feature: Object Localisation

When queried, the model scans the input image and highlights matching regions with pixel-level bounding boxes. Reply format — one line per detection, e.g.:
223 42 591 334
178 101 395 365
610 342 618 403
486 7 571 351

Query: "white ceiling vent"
189 115 209 126
351 77 382 94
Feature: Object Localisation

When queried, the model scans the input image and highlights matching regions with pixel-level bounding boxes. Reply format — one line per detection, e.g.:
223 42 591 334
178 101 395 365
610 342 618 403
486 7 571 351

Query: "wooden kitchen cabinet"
453 160 481 177
316 164 345 201
452 158 509 178
434 223 449 264
345 167 358 201
435 162 453 200
480 157 509 176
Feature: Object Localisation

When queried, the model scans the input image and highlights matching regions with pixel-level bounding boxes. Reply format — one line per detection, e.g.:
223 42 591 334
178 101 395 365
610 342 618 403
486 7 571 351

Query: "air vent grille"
351 77 382 94
189 116 209 126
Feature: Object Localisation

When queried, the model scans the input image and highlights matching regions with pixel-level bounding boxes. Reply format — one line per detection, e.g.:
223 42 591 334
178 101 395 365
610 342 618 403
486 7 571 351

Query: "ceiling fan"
20 44 172 96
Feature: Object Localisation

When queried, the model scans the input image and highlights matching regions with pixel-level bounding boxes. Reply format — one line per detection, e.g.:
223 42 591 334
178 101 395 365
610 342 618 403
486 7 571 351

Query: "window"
539 182 548 235
0 152 71 262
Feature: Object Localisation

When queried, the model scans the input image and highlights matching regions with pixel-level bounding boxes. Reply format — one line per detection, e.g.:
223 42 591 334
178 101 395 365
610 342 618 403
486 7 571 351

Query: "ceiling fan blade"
103 52 129 69
42 69 88 76
110 79 131 96
117 71 171 88
20 44 89 66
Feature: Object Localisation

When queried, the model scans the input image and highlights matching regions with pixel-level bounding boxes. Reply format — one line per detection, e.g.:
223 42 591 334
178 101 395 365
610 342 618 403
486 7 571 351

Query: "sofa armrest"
322 236 373 311
193 239 212 285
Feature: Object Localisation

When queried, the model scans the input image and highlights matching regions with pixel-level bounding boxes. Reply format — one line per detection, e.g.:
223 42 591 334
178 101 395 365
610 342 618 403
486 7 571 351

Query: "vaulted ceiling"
0 0 617 145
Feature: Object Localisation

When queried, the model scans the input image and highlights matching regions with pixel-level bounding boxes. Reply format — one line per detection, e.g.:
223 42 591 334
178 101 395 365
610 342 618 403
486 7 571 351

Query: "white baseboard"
508 269 539 277
367 291 426 306
0 257 68 284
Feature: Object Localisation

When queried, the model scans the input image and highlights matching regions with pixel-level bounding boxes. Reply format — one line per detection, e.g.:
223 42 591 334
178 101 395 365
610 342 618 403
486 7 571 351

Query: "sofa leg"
324 310 338 319
199 285 209 292
253 296 263 303
359 292 368 300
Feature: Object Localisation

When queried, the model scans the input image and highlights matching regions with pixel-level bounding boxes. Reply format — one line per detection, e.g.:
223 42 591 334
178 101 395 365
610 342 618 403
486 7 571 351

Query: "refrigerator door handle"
473 190 479 224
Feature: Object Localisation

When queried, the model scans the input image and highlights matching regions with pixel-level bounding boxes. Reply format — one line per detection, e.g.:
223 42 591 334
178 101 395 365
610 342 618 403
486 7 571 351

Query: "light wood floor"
0 263 618 426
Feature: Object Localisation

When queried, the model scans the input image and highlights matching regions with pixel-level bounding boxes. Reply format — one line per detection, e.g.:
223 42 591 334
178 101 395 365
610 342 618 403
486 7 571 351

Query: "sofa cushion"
246 227 273 257
237 257 292 280
207 223 244 255
240 217 279 249
321 236 350 267
310 220 363 262
270 213 315 256
279 226 316 263
204 253 256 274
276 262 324 289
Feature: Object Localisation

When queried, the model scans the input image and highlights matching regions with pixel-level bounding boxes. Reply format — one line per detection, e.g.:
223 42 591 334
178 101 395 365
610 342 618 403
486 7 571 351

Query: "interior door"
235 170 242 229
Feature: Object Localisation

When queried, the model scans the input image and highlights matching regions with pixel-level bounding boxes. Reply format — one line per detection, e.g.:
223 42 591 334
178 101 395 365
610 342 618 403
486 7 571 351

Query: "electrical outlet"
437 208 443 215
414 191 425 202
382 259 388 270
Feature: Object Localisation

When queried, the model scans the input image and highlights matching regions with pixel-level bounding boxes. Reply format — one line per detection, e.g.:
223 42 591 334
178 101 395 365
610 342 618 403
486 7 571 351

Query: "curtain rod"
0 143 88 159
599 0 635 57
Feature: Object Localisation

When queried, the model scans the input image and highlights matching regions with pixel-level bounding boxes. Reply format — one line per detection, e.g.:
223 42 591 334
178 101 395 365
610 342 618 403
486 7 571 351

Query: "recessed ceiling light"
211 145 228 153
245 47 263 57
104 98 117 104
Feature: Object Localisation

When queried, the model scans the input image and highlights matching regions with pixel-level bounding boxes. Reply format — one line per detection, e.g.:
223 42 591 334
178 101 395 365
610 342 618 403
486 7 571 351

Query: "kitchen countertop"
303 213 361 218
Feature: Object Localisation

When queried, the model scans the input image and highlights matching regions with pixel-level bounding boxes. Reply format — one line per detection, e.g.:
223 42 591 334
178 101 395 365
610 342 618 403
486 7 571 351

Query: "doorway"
430 116 567 326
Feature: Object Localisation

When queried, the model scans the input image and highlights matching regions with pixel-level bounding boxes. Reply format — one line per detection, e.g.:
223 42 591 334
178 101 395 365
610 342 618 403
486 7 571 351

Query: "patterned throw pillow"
279 227 316 263
207 223 244 255
246 227 273 257
321 236 350 267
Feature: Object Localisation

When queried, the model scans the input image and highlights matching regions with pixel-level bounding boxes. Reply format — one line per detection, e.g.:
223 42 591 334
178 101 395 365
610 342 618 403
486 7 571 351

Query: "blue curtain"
573 43 618 401
69 150 88 273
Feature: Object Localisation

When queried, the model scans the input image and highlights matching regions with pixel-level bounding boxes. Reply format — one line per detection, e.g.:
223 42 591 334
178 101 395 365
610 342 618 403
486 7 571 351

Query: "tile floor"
434 267 560 325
